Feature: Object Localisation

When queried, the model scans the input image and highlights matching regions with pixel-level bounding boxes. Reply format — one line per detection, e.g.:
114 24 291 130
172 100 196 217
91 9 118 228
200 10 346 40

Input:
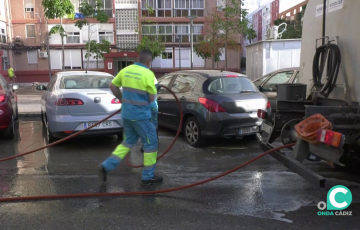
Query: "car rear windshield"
60 75 113 89
208 77 259 94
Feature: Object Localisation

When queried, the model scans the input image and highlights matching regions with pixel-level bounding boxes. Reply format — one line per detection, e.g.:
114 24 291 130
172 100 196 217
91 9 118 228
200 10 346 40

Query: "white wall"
246 39 301 80
174 48 204 68
0 0 5 18
48 23 114 44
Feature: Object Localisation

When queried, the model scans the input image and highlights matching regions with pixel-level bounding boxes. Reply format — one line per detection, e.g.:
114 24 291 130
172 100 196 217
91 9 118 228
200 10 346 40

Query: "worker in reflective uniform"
98 49 162 185
141 77 159 153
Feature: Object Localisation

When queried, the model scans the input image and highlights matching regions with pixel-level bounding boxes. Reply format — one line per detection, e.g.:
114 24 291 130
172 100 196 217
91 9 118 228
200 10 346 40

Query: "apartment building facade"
251 0 279 42
103 0 242 78
279 0 308 21
0 0 242 82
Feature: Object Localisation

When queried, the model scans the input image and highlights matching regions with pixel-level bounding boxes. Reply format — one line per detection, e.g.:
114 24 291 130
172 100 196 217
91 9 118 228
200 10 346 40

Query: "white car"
36 71 123 143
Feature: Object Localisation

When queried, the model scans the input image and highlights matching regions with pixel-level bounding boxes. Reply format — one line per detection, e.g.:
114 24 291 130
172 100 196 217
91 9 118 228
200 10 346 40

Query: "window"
0 28 6 43
158 25 173 42
208 77 258 94
66 32 80 43
26 25 35 38
1 50 8 70
171 75 196 94
262 71 294 92
102 0 113 17
27 50 38 64
253 75 269 88
175 25 189 42
157 75 174 94
175 0 204 17
142 0 171 17
99 31 114 43
192 24 203 42
60 75 113 89
162 52 172 59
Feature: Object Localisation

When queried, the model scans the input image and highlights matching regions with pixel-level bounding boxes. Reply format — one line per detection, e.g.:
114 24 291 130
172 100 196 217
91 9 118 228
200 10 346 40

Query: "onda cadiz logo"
317 185 353 216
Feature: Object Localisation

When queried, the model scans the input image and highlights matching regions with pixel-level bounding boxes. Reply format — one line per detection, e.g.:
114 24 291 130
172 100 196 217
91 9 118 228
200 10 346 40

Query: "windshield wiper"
240 90 257 94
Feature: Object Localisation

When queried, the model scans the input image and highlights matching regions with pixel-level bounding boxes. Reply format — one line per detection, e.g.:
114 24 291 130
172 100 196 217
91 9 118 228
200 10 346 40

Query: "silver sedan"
36 71 122 143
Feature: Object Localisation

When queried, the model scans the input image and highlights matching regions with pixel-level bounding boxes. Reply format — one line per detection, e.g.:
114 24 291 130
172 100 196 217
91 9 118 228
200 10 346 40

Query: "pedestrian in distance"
7 65 15 84
98 49 162 186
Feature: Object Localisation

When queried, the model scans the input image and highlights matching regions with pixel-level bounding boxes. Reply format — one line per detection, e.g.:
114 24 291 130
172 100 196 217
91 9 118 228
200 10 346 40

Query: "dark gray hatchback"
156 70 270 147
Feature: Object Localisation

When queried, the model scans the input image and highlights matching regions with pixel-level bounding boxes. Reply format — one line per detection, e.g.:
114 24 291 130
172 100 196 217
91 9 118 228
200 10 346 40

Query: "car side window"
262 71 294 92
157 75 174 94
253 75 269 88
293 72 300 83
47 75 58 92
170 75 197 94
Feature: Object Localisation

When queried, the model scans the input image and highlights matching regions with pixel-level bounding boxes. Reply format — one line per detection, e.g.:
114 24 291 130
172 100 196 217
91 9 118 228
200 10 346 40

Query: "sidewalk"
16 85 42 119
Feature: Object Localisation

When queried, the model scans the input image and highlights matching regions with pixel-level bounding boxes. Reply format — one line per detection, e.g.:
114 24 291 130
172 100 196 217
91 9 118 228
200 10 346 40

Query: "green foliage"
75 0 109 29
273 4 307 39
194 40 221 63
42 0 75 19
136 36 165 60
49 25 66 37
137 6 165 60
85 39 111 60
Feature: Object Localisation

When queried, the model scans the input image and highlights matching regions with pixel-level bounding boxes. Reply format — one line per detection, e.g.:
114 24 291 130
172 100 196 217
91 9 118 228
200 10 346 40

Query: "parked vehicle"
0 74 19 139
156 70 269 147
252 67 300 110
36 71 123 143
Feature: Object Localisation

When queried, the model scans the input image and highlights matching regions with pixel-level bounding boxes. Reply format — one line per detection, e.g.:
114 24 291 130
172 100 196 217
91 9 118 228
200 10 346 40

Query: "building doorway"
114 59 136 75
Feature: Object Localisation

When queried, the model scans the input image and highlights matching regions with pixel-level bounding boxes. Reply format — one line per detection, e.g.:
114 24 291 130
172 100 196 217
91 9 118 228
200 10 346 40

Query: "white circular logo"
317 201 326 210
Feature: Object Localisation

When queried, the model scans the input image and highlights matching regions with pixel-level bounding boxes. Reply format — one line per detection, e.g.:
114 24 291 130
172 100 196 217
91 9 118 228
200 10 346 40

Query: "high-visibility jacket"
112 62 157 120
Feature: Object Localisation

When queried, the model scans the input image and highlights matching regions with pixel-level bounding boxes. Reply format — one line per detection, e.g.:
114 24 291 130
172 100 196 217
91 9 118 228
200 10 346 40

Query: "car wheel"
3 116 15 139
14 104 19 120
184 117 205 147
46 120 57 144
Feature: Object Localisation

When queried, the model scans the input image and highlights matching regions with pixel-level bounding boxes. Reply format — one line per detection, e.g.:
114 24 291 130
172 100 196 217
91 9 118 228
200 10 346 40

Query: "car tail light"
64 131 74 134
266 101 271 109
55 98 84 106
226 75 238 78
0 94 6 103
257 109 267 119
316 129 345 148
111 98 121 104
198 98 226 112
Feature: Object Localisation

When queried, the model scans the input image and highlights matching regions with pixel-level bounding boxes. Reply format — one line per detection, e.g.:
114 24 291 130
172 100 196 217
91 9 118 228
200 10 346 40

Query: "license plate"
84 121 113 129
239 126 259 134
261 123 272 134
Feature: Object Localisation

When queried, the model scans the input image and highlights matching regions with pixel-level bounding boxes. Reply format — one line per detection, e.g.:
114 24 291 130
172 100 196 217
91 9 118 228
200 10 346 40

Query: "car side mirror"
36 85 46 91
12 84 20 91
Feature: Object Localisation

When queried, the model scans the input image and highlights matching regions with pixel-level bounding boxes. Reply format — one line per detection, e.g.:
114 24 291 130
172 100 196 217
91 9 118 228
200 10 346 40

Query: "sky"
243 0 306 14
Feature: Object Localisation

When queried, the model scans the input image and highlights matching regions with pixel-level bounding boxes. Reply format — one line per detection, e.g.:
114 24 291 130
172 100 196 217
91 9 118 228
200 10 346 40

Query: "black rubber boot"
141 175 163 186
98 165 107 183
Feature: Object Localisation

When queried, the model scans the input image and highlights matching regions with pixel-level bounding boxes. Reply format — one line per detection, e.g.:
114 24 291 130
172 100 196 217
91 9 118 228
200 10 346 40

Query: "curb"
18 113 41 119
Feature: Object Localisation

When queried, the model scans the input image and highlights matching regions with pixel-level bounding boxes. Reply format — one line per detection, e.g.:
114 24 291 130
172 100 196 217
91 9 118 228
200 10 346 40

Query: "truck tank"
299 0 360 103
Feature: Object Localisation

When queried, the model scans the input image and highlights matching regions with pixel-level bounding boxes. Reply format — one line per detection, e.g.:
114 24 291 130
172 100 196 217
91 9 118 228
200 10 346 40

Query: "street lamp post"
176 35 182 70
186 15 197 70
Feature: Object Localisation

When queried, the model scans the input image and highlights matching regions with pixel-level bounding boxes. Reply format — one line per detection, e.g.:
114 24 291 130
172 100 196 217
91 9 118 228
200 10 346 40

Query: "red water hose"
0 84 295 202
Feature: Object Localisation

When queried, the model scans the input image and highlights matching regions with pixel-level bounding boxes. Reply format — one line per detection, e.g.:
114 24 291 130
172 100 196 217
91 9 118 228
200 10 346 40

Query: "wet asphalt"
0 120 359 230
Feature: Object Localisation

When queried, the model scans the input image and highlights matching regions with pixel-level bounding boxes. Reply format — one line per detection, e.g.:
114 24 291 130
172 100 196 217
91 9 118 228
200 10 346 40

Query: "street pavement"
0 121 359 229
15 85 42 118
1 85 359 229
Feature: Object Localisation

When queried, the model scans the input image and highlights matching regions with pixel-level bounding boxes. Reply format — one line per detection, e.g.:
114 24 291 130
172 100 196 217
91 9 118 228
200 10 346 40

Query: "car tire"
46 120 57 144
3 116 15 139
184 117 205 147
14 104 19 120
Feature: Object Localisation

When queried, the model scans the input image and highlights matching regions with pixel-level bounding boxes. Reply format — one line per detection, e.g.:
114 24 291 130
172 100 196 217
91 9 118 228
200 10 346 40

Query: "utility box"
245 39 302 81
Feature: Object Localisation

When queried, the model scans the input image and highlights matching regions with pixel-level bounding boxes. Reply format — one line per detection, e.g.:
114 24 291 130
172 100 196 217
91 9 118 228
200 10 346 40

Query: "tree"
75 0 109 71
243 25 257 44
194 40 220 69
137 6 165 62
42 0 75 70
273 4 307 39
85 40 111 70
214 0 253 71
